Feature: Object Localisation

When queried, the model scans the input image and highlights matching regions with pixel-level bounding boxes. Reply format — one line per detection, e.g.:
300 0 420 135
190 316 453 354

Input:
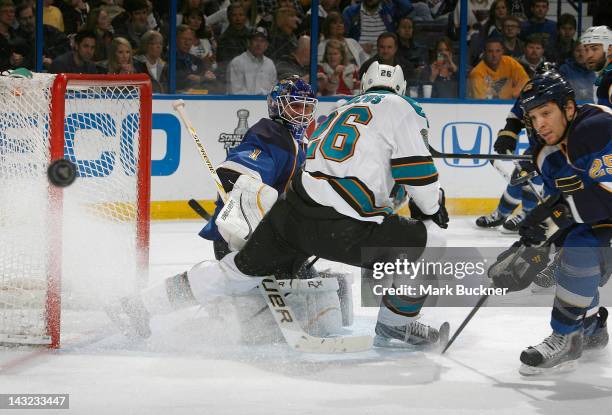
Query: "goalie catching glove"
216 174 278 251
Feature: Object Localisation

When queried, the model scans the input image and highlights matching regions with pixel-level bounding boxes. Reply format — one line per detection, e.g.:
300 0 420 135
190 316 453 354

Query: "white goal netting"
0 73 150 346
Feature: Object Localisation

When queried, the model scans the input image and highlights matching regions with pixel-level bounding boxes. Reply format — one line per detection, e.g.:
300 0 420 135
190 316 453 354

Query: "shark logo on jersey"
441 122 492 168
219 109 250 155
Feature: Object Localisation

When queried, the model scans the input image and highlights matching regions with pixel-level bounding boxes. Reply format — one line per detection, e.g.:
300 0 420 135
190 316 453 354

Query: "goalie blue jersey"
533 104 612 224
200 118 307 241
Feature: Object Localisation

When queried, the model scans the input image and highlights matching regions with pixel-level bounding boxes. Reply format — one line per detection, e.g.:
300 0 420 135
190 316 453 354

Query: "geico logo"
0 112 182 177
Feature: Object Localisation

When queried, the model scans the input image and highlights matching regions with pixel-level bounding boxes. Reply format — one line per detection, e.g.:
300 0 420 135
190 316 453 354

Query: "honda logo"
441 122 492 167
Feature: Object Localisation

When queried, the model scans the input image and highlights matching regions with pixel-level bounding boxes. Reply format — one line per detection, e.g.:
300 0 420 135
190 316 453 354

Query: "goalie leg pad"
217 174 278 251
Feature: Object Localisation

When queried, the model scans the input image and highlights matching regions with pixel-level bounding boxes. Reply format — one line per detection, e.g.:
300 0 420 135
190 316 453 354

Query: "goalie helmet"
360 62 406 95
580 25 612 56
267 76 317 141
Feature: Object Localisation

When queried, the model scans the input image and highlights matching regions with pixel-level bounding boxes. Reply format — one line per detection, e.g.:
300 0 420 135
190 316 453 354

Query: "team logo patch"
249 149 261 160
218 109 250 155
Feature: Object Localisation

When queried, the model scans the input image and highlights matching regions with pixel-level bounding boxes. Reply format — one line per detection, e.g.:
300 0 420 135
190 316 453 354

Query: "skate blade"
437 322 450 353
519 359 578 376
373 335 419 350
499 227 519 235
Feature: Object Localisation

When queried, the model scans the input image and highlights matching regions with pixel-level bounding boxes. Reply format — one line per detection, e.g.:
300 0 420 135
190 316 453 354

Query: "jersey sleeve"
390 100 440 215
564 113 612 223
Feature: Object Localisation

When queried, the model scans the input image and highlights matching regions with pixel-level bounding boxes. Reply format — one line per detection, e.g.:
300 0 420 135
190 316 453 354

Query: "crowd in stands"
0 0 604 99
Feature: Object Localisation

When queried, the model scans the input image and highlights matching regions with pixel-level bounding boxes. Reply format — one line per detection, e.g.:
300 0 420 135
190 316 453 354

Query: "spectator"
184 8 216 65
358 32 415 83
452 0 495 39
207 0 261 36
112 0 149 49
268 6 299 61
85 7 114 63
0 0 26 71
175 24 216 92
548 13 576 64
559 42 596 102
16 3 70 70
395 16 427 71
105 36 136 73
317 11 367 67
134 30 168 92
419 36 458 98
518 34 544 78
99 0 124 21
467 37 529 99
303 0 339 35
317 39 359 95
342 0 423 57
176 0 203 26
61 0 90 35
43 0 64 32
216 3 249 64
520 0 556 48
227 26 277 94
49 29 99 73
501 15 523 59
469 0 508 65
275 34 310 80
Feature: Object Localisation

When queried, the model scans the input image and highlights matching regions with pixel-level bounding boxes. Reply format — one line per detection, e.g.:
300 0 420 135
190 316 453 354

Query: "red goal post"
0 73 152 348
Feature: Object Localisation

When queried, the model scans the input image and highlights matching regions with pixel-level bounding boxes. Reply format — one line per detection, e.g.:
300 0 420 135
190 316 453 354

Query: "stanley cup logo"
219 109 250 155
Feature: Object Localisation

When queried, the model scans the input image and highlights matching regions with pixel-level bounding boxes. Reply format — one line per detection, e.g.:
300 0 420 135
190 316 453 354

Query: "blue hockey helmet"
518 71 575 115
267 76 317 141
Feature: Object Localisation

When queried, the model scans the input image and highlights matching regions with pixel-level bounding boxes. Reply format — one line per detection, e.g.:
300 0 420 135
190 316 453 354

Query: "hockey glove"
494 118 522 154
488 244 550 292
494 134 518 155
216 174 278 251
409 188 449 229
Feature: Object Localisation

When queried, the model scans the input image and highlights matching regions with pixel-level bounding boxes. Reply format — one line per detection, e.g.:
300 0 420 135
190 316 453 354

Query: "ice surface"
1 217 611 415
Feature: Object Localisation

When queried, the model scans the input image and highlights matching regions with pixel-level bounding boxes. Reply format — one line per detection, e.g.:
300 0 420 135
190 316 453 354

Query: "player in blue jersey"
200 76 316 267
490 70 611 375
475 64 564 233
581 26 612 108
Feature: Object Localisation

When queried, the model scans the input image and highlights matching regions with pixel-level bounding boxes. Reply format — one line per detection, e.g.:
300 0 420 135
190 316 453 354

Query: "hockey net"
0 73 152 347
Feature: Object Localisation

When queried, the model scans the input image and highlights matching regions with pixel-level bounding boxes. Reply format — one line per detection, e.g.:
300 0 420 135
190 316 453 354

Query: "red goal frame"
46 74 152 348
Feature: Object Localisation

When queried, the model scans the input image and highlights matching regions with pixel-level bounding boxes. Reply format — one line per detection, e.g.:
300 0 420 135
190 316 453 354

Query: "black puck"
47 159 77 187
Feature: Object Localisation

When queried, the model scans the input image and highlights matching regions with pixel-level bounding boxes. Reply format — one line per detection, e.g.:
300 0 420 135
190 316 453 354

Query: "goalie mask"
267 76 317 141
360 62 406 95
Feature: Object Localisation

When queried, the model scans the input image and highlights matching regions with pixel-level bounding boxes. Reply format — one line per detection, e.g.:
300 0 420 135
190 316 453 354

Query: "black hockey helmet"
519 71 575 114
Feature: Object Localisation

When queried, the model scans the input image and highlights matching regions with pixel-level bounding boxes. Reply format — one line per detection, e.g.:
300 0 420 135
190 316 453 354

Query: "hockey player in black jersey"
490 70 611 375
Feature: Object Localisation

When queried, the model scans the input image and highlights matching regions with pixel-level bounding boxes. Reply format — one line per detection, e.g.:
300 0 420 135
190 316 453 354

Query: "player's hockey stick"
173 100 372 353
428 144 532 161
188 198 212 221
173 100 228 200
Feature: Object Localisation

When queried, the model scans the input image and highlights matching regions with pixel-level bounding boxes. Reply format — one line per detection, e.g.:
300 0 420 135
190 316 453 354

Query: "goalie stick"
173 100 372 353
188 198 212 221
